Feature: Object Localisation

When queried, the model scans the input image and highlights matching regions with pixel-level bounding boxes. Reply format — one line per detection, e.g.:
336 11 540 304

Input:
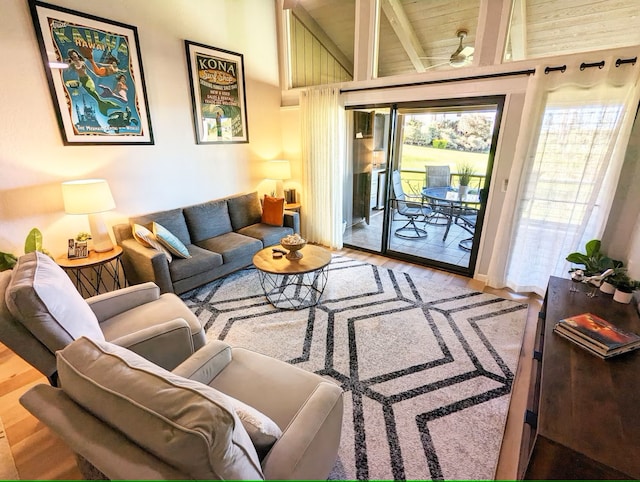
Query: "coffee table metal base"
257 267 329 310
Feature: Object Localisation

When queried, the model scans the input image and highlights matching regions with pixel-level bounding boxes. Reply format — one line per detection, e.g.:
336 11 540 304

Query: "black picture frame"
185 40 249 144
29 0 154 145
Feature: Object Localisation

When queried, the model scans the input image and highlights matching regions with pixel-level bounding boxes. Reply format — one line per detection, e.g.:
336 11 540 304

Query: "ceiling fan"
420 29 474 70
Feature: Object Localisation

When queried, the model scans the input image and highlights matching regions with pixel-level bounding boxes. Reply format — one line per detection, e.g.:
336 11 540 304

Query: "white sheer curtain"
299 86 346 248
487 57 640 296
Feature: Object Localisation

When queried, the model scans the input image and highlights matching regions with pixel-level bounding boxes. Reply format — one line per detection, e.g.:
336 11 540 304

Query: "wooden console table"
518 276 640 479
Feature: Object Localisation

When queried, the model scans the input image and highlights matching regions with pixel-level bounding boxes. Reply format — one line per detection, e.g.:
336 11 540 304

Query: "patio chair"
455 207 477 251
425 165 451 188
391 170 431 239
425 165 451 225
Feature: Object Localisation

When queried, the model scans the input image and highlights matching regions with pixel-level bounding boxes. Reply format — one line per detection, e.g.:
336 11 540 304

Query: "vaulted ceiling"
291 0 640 77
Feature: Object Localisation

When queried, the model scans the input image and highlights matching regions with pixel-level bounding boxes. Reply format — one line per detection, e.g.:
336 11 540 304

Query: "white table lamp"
62 179 116 252
267 160 291 198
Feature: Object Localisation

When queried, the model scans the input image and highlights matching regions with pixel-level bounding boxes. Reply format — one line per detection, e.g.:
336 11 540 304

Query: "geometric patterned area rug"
181 255 528 481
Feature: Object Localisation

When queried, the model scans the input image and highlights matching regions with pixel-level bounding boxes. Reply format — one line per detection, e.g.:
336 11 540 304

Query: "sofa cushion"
130 208 191 246
183 200 233 243
132 224 172 262
227 192 262 231
237 224 294 247
57 337 263 480
167 244 223 282
196 232 262 264
5 252 104 352
152 222 191 259
261 195 285 227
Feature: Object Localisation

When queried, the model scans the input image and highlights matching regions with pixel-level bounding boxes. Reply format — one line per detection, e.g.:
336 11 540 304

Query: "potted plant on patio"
456 162 474 199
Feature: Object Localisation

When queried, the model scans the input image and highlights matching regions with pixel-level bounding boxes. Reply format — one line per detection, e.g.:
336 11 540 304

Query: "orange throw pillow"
261 195 285 226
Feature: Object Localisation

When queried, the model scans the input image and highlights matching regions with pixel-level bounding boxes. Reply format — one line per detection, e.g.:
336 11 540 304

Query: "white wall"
0 0 283 258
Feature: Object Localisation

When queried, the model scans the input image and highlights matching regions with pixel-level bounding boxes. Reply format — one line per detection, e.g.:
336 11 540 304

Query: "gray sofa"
113 192 300 294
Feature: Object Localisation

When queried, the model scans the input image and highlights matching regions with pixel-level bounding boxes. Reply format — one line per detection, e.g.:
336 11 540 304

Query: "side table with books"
518 276 640 479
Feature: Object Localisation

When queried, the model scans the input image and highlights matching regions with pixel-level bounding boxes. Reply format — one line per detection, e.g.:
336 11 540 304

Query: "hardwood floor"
0 247 541 480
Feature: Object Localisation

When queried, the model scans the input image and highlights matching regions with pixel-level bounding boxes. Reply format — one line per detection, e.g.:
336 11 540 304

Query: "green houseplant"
0 228 51 272
611 273 640 304
565 239 621 277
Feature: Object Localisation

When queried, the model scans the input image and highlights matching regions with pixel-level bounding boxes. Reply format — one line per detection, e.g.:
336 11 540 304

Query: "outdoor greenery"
404 114 493 152
399 145 488 173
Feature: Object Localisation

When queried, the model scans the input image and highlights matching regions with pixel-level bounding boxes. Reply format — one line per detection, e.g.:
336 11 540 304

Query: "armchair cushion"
5 252 104 352
57 337 264 480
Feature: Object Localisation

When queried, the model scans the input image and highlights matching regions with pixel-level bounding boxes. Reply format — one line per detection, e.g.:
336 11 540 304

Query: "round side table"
56 246 125 298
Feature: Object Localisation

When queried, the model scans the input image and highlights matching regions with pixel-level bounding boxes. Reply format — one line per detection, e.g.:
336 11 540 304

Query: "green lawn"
399 145 489 174
397 145 490 195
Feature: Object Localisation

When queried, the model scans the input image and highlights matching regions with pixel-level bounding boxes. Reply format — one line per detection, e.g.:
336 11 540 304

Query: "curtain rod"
339 68 536 94
545 57 637 74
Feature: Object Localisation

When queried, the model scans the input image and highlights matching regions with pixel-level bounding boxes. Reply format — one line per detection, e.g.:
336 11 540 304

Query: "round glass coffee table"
252 244 332 310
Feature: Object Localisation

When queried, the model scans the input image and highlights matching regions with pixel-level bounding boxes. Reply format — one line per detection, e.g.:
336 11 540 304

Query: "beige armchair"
20 337 344 480
0 252 205 385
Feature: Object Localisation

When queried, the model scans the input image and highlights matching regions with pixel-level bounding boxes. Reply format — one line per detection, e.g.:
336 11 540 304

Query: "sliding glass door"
342 107 392 253
343 97 504 277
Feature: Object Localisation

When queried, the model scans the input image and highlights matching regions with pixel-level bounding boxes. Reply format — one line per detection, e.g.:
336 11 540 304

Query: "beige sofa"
113 191 300 294
21 337 344 480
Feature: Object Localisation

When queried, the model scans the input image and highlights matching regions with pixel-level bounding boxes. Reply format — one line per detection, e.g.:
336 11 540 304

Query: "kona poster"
185 40 249 144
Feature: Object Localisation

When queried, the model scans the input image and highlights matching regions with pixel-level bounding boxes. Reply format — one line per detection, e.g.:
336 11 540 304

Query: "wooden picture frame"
185 40 249 144
29 0 154 145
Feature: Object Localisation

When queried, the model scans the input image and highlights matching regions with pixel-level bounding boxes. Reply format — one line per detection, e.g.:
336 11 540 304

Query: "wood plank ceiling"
292 0 640 78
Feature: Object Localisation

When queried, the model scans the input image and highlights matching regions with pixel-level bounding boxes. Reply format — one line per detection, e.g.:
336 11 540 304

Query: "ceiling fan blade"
460 46 474 57
424 61 452 70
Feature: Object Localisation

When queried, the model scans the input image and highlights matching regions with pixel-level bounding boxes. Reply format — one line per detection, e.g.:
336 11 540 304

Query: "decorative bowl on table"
280 234 306 260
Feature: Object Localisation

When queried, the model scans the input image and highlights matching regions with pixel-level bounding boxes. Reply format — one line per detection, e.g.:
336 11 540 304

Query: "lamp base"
274 180 285 199
88 213 114 253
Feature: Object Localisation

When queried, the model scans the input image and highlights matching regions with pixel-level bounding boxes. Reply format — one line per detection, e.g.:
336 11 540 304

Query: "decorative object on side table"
280 234 306 260
68 232 91 259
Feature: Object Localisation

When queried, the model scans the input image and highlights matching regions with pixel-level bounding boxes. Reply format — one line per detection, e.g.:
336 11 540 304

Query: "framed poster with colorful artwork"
29 1 154 145
184 40 249 144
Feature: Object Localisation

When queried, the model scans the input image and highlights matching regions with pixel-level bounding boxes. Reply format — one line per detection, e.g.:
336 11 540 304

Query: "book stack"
554 312 640 359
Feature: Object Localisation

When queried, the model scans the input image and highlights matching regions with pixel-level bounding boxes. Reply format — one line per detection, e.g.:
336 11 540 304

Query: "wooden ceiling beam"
508 0 527 61
380 0 429 72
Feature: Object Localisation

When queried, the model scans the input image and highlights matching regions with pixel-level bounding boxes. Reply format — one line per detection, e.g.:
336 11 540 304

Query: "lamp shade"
61 179 116 253
62 179 115 215
267 160 291 180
